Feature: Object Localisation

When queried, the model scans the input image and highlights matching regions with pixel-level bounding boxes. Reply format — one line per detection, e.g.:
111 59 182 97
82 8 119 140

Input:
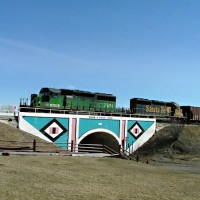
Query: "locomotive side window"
51 92 59 98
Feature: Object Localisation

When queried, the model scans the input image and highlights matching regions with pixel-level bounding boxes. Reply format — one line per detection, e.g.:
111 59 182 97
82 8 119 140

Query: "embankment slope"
135 125 200 161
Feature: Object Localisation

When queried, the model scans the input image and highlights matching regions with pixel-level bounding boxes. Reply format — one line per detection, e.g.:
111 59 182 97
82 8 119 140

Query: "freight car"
30 87 116 112
130 98 183 118
181 106 200 122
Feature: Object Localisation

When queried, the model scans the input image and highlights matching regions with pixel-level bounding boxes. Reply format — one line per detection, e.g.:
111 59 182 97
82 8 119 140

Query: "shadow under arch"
78 129 120 152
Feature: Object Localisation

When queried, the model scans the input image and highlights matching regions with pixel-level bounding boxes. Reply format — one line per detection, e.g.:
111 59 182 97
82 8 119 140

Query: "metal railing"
19 106 163 119
121 149 148 164
0 139 149 163
0 139 120 156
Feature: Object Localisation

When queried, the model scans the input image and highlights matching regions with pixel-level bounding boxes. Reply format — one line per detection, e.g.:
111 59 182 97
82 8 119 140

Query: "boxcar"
181 106 200 122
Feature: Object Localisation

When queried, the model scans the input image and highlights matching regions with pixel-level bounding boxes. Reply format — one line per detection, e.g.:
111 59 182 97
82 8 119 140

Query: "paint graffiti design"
40 118 67 142
128 122 144 139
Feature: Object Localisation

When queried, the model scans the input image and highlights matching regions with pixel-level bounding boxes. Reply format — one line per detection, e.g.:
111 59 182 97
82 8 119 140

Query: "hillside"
0 122 44 142
0 122 61 152
135 124 200 161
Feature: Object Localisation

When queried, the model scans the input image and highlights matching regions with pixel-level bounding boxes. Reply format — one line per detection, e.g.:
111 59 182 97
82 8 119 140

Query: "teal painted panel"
127 120 137 130
55 137 68 150
138 121 154 131
23 116 69 149
126 120 154 148
127 120 154 132
55 118 69 149
127 132 136 148
79 119 120 138
23 116 53 130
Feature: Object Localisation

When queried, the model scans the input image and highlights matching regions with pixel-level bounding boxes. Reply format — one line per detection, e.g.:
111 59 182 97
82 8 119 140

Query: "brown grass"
0 123 200 199
0 156 199 200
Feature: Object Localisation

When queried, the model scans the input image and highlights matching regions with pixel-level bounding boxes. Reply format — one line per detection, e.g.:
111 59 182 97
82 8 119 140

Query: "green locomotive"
30 88 116 112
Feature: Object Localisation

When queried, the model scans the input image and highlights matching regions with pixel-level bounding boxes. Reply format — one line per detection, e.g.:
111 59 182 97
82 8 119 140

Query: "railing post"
33 139 36 152
136 154 139 162
128 144 130 154
71 140 74 152
103 145 105 153
118 145 121 156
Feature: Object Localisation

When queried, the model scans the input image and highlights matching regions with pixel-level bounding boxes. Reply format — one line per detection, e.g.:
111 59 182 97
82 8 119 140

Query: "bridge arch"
77 128 120 152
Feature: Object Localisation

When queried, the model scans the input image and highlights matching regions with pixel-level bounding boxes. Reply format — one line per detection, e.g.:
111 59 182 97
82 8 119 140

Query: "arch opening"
79 132 119 152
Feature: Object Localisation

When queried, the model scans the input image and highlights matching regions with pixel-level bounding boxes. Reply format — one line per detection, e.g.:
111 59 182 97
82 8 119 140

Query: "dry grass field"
0 122 200 199
0 156 200 200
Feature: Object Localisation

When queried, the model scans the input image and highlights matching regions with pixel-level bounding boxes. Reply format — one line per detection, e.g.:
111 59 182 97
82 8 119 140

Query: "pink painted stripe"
50 127 59 134
71 118 77 151
121 120 126 150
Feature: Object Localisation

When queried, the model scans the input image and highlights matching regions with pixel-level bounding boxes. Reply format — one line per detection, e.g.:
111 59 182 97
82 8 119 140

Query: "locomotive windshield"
40 88 61 97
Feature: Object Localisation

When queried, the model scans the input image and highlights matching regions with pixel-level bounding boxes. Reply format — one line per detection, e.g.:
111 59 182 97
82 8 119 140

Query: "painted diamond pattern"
128 122 144 139
40 119 67 142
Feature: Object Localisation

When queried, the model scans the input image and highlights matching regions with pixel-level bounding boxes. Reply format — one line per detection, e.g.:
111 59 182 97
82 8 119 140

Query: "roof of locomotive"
130 97 179 106
39 87 116 98
40 88 61 94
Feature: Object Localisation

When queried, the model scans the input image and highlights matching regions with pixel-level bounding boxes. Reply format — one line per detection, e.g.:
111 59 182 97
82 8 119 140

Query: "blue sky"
0 0 200 108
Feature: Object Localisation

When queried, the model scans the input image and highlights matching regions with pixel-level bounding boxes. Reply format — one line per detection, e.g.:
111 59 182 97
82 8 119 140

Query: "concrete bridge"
18 110 156 154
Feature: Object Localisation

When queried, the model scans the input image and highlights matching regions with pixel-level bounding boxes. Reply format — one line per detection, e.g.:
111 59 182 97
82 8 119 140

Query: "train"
30 87 116 113
130 98 183 118
20 87 200 123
